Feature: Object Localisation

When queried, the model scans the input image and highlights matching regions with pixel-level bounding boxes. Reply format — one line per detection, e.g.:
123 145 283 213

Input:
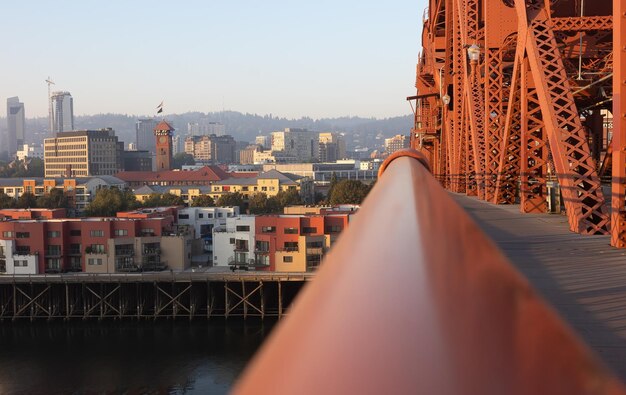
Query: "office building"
6 97 25 157
136 118 158 153
271 128 319 162
319 132 347 162
184 134 236 164
44 129 123 177
384 134 410 155
50 91 74 133
187 121 226 136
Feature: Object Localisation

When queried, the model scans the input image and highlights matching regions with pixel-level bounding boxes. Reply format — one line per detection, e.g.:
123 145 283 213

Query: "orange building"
254 214 350 272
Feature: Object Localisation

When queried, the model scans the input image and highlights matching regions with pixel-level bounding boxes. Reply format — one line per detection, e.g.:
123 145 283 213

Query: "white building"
212 216 255 267
16 144 44 161
176 207 239 260
50 91 74 133
0 240 38 275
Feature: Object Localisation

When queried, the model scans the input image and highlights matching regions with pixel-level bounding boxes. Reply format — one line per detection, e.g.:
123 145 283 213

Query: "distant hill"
0 111 413 150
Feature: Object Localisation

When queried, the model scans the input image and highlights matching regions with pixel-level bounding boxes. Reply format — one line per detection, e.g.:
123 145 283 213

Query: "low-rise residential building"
0 176 127 213
0 212 192 275
211 213 351 272
116 166 230 188
210 169 314 203
132 185 213 205
176 207 239 261
213 216 256 267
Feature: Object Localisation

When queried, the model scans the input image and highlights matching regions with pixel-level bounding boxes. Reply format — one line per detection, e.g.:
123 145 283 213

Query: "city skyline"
0 0 426 120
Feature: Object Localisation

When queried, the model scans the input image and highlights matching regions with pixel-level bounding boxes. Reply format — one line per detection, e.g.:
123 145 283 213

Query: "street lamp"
467 44 481 64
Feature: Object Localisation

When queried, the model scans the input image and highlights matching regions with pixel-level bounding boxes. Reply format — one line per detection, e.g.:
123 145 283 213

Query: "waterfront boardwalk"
454 193 626 380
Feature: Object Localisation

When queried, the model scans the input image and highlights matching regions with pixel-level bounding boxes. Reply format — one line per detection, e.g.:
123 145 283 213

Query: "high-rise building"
384 134 410 155
319 132 347 162
187 120 226 136
172 135 183 156
154 121 174 171
136 118 158 153
6 97 25 157
184 134 236 164
50 91 74 133
271 128 319 162
44 129 123 177
255 135 270 149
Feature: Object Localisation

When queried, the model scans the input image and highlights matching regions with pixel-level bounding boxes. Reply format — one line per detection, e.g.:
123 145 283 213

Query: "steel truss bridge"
410 0 626 245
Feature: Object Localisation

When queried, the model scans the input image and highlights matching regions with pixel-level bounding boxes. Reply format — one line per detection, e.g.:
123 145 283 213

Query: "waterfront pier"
0 272 311 320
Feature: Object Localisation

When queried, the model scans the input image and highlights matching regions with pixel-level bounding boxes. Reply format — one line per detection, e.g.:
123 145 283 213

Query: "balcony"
45 250 63 258
142 248 161 256
254 248 270 255
306 247 324 255
67 249 81 256
234 244 249 252
115 249 135 257
279 247 299 252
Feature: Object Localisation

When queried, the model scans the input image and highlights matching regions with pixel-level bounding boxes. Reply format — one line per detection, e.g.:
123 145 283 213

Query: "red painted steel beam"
234 149 626 395
612 0 626 247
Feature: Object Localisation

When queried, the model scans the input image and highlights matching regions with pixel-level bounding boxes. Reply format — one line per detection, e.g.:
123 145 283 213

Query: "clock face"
159 136 167 143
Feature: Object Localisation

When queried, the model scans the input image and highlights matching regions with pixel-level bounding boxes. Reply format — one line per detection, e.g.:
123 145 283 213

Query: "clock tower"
154 120 174 170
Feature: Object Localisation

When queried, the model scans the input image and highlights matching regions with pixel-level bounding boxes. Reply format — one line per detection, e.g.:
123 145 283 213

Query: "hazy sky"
1 0 427 119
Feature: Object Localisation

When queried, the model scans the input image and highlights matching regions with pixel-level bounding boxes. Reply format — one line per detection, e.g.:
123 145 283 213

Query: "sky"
1 0 427 119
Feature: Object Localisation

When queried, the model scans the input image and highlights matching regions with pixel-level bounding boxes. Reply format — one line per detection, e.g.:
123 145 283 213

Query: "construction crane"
45 77 55 132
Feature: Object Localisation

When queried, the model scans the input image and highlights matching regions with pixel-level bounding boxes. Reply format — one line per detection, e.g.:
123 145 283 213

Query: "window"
47 231 60 238
178 214 190 220
90 230 104 237
284 227 298 234
302 227 317 234
218 213 223 218
141 228 155 236
2 231 13 238
88 258 103 265
198 213 204 219
208 213 213 218
229 238 235 244
236 225 250 232
262 226 275 233
284 242 298 251
14 260 28 267
325 225 342 233
15 246 30 255
114 229 128 236
16 232 30 239
89 244 105 253
283 256 293 263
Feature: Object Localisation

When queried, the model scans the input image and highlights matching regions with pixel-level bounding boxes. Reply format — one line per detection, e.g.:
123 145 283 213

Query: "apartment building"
0 209 192 274
176 206 239 259
210 169 314 203
44 129 123 177
213 216 256 267
184 134 236 164
0 176 127 213
211 213 351 272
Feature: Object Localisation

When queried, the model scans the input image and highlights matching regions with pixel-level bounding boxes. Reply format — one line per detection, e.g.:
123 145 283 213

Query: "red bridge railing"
234 149 625 395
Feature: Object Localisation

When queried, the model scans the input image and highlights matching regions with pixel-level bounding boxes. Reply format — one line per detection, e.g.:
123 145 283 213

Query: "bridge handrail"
234 149 625 394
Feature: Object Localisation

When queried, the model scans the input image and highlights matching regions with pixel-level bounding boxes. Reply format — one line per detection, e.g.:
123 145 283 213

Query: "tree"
171 153 195 170
16 193 37 209
248 193 269 214
36 189 69 209
191 194 215 207
275 188 302 207
216 192 245 211
0 193 15 209
328 180 370 205
327 172 338 201
141 193 185 208
85 188 139 217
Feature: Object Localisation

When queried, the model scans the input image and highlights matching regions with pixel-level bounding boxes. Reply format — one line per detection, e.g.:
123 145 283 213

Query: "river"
0 320 274 394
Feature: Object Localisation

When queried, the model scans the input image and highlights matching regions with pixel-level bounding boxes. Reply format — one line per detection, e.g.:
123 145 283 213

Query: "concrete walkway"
453 193 626 380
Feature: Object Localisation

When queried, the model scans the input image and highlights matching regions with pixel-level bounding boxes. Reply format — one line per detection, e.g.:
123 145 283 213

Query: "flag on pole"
157 107 163 114
156 101 164 114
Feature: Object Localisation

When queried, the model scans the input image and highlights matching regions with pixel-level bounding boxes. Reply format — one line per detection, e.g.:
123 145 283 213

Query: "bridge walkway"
454 193 626 379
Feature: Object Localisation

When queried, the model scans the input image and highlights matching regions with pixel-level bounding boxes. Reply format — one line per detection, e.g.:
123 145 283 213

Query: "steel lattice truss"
411 0 624 241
